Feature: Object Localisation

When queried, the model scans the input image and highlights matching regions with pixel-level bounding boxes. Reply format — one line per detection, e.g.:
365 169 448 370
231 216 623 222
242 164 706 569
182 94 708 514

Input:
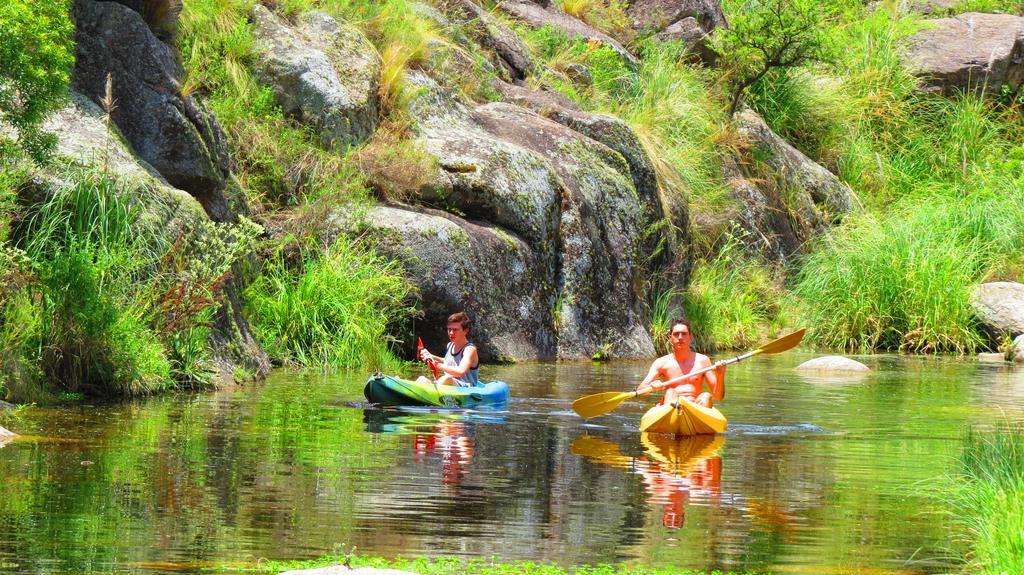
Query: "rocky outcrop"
346 72 673 360
735 108 857 234
438 0 536 80
971 282 1024 342
72 0 234 222
498 1 639 67
795 356 870 372
628 0 726 63
1012 334 1024 363
905 0 958 15
720 154 800 260
329 205 555 361
248 5 380 150
41 92 270 383
905 13 1024 96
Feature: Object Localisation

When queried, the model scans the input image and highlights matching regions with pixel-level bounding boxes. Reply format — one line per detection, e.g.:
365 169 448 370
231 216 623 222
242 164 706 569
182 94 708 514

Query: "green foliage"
556 0 630 37
714 0 841 115
245 240 414 370
942 424 1024 575
245 553 758 575
794 185 1024 353
683 234 784 352
0 0 74 161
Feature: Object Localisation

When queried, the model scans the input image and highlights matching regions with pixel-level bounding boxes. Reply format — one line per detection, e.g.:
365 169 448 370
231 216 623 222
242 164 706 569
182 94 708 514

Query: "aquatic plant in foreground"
942 424 1024 575
241 554 760 575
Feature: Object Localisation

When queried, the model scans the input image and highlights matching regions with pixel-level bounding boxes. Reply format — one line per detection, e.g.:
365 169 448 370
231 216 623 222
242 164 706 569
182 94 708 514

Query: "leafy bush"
0 0 74 160
245 240 414 370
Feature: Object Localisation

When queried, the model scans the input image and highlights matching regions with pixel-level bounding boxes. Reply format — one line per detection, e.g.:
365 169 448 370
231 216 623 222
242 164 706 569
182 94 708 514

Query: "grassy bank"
941 424 1024 574
240 554 759 575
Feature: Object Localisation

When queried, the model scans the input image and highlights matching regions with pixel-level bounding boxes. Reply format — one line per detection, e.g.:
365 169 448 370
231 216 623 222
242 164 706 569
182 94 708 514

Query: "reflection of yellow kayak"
570 434 725 477
639 398 727 436
639 433 724 473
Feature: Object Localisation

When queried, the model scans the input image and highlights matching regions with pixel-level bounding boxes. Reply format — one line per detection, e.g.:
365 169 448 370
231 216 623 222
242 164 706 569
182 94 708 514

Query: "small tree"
713 0 839 116
0 0 75 161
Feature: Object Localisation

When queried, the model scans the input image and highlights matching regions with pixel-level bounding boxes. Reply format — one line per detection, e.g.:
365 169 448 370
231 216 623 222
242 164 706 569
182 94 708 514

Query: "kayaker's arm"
706 361 726 401
635 359 664 392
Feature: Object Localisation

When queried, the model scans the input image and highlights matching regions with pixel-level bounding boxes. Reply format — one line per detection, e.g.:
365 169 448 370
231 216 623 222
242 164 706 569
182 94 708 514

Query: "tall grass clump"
682 234 784 352
943 424 1024 575
794 184 1024 352
19 175 172 396
245 240 414 370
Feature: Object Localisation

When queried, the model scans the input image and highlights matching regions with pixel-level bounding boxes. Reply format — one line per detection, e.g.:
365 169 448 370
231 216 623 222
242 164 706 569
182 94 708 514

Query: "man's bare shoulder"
694 352 712 366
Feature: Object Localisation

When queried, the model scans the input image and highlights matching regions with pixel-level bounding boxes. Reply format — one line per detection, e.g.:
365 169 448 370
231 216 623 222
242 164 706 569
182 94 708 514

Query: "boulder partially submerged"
279 567 419 575
795 356 870 372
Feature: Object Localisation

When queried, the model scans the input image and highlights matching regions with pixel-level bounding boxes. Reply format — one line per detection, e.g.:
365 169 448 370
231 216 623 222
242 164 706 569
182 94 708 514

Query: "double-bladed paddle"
571 328 806 419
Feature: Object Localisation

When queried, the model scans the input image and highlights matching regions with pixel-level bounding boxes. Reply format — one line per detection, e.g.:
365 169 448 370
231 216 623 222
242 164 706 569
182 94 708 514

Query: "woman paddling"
418 311 480 387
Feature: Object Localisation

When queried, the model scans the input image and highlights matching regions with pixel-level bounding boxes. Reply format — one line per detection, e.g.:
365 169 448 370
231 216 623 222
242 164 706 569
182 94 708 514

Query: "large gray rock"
498 1 639 67
0 426 14 436
249 5 380 150
795 356 870 372
971 282 1024 341
905 13 1024 96
735 108 857 231
438 0 536 80
72 0 234 222
628 0 726 62
0 426 14 449
39 91 270 385
364 72 670 359
330 206 555 361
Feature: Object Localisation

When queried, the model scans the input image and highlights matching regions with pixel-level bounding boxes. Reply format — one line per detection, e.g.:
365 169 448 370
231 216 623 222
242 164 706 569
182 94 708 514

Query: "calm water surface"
3 353 1024 575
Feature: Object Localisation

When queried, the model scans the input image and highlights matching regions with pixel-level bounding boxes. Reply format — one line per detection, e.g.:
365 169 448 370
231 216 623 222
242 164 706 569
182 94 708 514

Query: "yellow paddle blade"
572 390 635 419
752 327 806 356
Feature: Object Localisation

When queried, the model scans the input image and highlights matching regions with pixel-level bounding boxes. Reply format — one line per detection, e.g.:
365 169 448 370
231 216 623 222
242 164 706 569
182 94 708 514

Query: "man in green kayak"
636 319 725 407
418 311 481 387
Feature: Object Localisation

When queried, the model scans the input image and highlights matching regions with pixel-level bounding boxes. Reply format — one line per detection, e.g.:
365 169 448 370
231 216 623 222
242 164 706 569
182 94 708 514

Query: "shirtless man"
635 319 725 407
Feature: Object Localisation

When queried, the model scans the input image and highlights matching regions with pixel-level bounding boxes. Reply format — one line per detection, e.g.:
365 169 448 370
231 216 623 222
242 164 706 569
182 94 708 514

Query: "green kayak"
364 373 510 408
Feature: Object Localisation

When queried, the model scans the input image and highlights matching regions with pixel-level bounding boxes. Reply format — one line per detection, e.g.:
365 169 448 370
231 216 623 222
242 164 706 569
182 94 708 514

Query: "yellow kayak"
639 398 727 436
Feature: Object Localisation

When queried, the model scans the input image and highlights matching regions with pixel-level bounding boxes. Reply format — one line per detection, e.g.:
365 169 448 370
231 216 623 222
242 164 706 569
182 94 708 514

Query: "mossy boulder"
627 0 726 63
438 0 536 81
971 282 1024 343
72 0 234 222
384 72 668 359
328 205 556 361
249 5 380 150
734 107 857 248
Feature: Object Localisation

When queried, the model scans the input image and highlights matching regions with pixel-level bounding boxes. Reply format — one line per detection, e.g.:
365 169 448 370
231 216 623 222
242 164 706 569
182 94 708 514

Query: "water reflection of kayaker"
570 434 724 529
412 420 475 486
636 319 725 408
418 312 480 387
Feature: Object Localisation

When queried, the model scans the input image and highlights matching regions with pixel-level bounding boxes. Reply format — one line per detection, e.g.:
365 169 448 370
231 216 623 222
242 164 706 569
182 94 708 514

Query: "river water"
2 353 1023 575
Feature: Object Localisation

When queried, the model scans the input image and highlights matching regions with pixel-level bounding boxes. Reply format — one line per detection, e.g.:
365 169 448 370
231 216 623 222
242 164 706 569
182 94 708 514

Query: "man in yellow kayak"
418 311 481 387
635 319 725 407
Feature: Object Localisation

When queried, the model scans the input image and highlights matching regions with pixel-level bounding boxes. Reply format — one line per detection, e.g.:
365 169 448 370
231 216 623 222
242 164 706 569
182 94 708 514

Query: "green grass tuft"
244 240 414 370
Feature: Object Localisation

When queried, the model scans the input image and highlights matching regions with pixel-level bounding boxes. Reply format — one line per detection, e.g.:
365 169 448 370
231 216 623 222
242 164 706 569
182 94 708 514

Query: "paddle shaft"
635 348 759 396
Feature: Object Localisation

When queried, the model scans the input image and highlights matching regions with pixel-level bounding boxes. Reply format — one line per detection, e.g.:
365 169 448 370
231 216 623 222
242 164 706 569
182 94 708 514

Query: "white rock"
795 356 870 372
971 282 1024 340
977 352 1007 363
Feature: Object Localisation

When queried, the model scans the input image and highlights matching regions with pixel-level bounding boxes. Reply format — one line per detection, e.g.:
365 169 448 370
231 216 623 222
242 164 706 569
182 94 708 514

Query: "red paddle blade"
417 337 424 351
